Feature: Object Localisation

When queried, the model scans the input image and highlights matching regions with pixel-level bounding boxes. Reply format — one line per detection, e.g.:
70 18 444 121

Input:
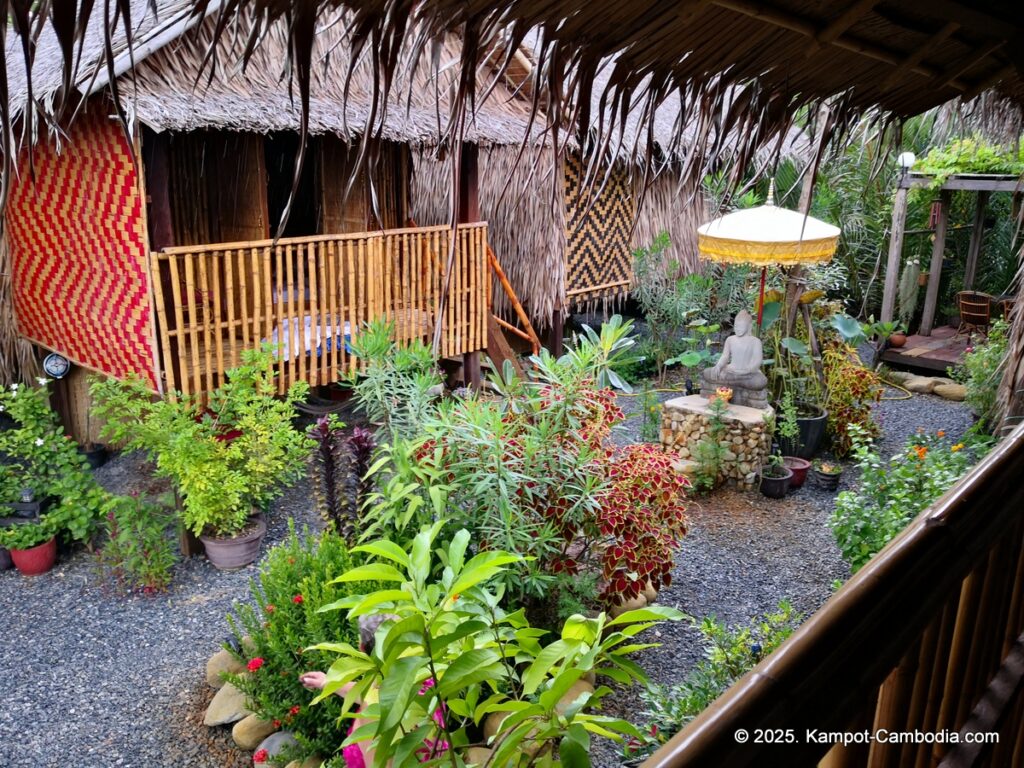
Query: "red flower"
247 657 265 672
253 749 269 764
265 604 275 613
289 705 301 716
292 594 304 605
272 719 281 728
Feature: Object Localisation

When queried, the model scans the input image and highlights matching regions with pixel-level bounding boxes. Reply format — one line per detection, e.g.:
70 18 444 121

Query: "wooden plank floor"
880 325 973 372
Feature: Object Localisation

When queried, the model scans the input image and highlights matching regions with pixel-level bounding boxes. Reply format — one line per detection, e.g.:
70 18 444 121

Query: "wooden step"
487 315 526 379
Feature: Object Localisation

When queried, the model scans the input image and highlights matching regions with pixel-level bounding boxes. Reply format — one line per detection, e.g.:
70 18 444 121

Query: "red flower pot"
10 536 57 576
783 456 811 489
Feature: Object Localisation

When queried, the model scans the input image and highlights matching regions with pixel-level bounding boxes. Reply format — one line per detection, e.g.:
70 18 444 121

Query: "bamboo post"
914 597 960 768
307 242 319 387
869 638 922 767
920 190 951 336
881 185 909 324
963 191 990 291
151 256 178 397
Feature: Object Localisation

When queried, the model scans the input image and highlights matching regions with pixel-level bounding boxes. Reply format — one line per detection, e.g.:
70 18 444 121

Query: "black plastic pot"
813 468 843 491
0 547 12 571
81 445 109 469
759 466 793 499
778 403 828 459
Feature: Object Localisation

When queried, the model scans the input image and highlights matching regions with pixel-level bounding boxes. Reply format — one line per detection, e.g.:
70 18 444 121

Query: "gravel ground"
0 450 322 768
0 381 975 768
590 384 977 766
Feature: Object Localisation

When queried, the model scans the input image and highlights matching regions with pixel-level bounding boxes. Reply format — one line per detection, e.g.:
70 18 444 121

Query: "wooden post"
920 190 951 336
881 186 909 324
963 191 990 291
547 308 564 355
457 143 482 388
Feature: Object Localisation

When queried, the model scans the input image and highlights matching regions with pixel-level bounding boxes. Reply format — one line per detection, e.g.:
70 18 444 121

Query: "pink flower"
292 594 304 605
417 678 436 695
247 657 265 672
265 604 275 613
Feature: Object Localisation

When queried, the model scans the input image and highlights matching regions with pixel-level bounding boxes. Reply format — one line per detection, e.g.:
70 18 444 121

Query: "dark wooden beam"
938 40 1006 90
899 174 1024 193
881 186 909 324
807 0 879 55
916 0 1020 40
881 21 960 91
920 190 951 336
712 0 949 82
963 191 990 291
143 130 174 251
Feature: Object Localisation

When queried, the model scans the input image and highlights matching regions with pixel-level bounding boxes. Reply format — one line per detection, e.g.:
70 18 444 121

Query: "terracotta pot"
200 515 267 570
782 456 811 489
758 467 793 499
917 272 929 287
889 332 907 348
10 536 57 576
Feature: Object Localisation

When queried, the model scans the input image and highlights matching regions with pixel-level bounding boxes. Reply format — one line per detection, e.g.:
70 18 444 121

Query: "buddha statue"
700 310 769 409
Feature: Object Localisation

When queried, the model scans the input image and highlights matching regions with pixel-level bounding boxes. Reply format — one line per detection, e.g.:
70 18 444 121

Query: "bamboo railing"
150 223 489 397
644 421 1024 768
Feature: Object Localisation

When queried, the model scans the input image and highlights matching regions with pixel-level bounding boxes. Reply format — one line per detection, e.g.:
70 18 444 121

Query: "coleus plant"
310 523 683 767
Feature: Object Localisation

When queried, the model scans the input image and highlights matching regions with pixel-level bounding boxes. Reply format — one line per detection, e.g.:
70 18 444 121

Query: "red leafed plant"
598 444 689 600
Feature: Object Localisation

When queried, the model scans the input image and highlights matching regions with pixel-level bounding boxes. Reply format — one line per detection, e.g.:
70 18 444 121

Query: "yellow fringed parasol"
697 181 840 327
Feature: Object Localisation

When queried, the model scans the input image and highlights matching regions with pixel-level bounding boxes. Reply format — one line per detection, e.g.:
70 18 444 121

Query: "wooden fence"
644 421 1024 768
150 223 489 397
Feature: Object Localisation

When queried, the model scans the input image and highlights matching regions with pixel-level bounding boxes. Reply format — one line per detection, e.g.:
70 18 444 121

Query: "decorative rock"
555 680 595 716
643 581 658 603
465 748 493 766
285 757 326 768
232 714 278 749
672 459 700 478
934 383 967 401
484 711 512 742
256 731 300 761
203 681 252 726
903 375 937 394
609 593 647 618
206 648 246 689
581 670 597 685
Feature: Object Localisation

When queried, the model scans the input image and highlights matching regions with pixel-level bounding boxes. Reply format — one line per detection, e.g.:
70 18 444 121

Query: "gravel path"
590 384 977 766
0 451 322 768
0 383 975 768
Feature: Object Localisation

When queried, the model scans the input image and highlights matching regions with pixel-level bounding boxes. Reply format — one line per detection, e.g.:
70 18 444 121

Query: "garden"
0 134 1015 768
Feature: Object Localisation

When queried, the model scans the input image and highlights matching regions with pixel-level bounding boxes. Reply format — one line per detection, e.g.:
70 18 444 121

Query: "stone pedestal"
659 395 774 490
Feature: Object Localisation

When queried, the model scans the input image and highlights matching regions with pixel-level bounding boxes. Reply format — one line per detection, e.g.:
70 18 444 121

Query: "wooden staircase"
485 244 541 378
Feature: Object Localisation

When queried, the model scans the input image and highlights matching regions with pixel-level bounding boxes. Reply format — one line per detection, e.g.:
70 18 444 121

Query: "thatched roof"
4 0 537 145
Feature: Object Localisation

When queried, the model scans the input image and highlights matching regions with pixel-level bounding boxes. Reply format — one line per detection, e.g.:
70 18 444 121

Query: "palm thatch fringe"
631 172 706 277
0 231 40 386
411 145 565 329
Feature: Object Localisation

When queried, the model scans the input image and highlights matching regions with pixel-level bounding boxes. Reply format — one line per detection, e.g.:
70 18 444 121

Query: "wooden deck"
880 325 973 373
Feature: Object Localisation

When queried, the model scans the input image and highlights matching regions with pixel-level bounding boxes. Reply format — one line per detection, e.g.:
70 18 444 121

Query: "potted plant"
889 326 908 348
758 455 793 499
782 456 811 489
0 522 57 575
91 349 312 570
0 380 108 572
813 460 844 491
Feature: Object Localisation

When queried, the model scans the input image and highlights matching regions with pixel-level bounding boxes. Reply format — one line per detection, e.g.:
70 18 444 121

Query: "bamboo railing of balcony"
150 223 488 397
644 422 1024 768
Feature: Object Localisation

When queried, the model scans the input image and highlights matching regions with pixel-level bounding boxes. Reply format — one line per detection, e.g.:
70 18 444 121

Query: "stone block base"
660 395 774 490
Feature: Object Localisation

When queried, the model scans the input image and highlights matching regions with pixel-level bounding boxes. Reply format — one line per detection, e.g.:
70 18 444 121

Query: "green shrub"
950 319 1008 433
310 523 683 767
95 494 177 594
830 426 992 572
225 524 376 762
627 601 801 762
348 319 443 439
92 349 312 537
0 380 107 549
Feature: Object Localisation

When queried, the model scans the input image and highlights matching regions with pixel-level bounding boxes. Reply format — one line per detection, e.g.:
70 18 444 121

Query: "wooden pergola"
881 172 1023 335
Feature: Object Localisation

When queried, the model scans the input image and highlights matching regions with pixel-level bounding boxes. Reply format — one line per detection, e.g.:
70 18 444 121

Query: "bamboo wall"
149 223 488 397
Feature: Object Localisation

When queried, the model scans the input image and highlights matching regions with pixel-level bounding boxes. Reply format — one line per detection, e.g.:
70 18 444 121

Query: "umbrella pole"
756 266 767 331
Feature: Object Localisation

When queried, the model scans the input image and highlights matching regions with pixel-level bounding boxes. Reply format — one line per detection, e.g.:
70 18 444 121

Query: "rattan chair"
956 291 995 336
